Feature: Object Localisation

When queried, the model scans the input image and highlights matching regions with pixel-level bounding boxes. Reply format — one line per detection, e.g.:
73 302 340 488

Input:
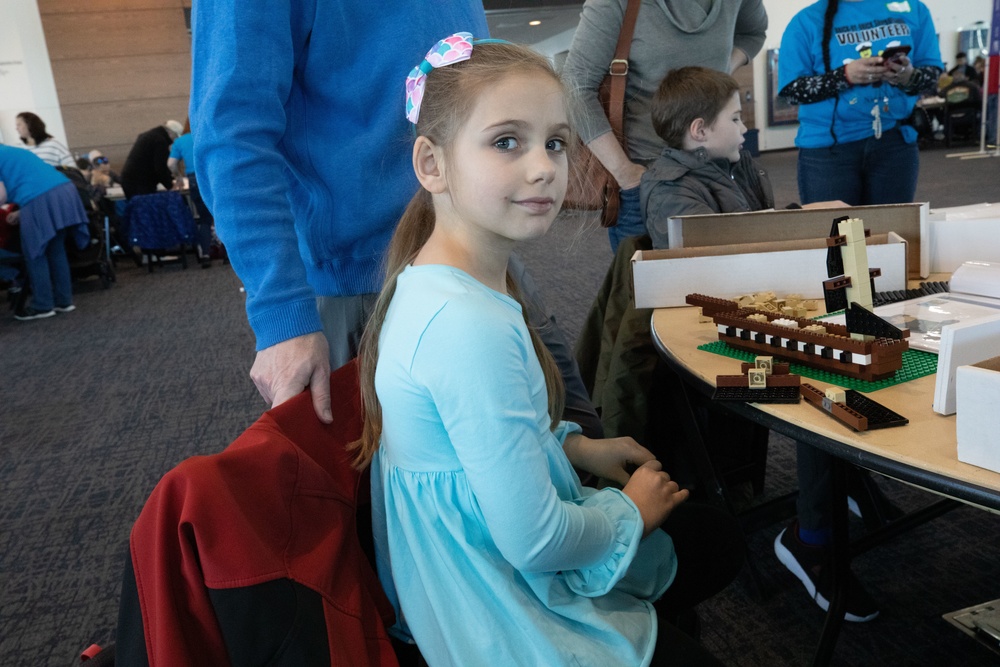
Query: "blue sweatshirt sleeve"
190 0 322 350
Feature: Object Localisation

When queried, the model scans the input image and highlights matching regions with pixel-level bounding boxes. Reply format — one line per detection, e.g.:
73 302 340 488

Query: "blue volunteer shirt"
779 0 942 148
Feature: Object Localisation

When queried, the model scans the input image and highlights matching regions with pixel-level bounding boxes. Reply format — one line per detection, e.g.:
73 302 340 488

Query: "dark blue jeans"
797 127 919 206
607 185 645 255
25 228 72 312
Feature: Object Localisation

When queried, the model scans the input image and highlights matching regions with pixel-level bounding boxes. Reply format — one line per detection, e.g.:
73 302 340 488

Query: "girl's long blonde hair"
352 41 572 468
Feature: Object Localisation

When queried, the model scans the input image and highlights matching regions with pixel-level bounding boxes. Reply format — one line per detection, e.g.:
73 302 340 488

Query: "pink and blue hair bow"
405 33 510 124
405 32 475 124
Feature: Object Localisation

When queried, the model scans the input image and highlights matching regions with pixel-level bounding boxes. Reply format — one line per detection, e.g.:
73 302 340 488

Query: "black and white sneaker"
14 307 55 321
774 522 879 623
53 304 76 313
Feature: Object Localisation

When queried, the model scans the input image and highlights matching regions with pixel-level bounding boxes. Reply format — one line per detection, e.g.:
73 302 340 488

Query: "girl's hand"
622 460 689 537
882 54 914 87
6 209 20 225
563 435 655 486
844 56 886 86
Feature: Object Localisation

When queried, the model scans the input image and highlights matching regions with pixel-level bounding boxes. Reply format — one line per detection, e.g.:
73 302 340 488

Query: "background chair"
124 191 196 271
942 82 982 147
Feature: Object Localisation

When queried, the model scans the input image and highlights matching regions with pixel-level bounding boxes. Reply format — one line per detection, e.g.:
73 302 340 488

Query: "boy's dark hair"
651 67 739 149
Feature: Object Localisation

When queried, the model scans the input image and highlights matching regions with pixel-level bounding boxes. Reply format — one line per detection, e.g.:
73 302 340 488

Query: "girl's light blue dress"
372 265 677 666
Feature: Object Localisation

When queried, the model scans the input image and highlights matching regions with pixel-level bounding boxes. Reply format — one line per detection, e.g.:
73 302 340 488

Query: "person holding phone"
774 0 943 623
778 0 942 206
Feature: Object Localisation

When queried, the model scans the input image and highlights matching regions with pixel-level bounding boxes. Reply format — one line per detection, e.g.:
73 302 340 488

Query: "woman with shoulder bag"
562 0 767 253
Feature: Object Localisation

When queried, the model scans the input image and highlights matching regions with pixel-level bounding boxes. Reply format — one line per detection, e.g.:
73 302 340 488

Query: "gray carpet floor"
2 144 999 666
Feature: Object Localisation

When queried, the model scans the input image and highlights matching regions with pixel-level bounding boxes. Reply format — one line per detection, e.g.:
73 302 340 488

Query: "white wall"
0 0 67 149
754 0 995 151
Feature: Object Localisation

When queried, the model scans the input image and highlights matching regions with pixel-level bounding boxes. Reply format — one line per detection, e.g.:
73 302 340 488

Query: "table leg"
675 378 730 510
813 456 850 666
103 216 112 265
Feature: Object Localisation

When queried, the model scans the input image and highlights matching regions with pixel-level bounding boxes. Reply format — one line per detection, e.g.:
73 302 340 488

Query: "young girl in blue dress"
355 34 743 666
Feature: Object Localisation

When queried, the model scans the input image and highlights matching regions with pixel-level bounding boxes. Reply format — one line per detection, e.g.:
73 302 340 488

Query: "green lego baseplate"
697 341 938 392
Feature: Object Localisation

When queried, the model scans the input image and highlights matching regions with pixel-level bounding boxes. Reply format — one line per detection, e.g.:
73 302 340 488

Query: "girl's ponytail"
354 189 435 468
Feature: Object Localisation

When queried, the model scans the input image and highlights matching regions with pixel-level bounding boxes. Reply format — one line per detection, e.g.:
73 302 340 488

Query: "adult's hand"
882 54 914 87
729 47 750 74
844 56 886 86
6 209 20 225
250 332 332 422
586 133 647 190
622 460 689 537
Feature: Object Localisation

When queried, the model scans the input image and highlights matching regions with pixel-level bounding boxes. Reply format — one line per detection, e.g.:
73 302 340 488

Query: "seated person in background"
15 112 76 169
640 67 773 249
120 120 182 199
973 56 986 86
578 67 775 473
167 120 215 268
56 159 99 213
75 157 92 182
947 51 977 83
86 151 127 253
640 66 885 624
87 150 121 192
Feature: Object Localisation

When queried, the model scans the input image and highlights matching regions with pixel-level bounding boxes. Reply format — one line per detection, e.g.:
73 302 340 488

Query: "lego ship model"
686 217 909 383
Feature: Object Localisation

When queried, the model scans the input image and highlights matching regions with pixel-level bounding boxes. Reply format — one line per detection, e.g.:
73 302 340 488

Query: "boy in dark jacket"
640 66 773 248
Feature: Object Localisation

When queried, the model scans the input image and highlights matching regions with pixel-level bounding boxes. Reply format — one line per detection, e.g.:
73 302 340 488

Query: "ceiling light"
529 20 541 26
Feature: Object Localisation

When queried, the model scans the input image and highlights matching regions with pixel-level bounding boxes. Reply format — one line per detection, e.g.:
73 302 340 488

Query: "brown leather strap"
601 0 641 146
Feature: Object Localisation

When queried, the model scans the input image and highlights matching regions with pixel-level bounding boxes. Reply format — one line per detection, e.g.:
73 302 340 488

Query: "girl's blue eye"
495 137 519 151
547 138 567 152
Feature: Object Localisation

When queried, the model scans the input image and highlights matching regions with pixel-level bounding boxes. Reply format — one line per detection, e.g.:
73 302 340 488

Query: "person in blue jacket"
167 121 214 268
0 146 89 321
189 1 603 439
778 0 942 206
776 0 943 624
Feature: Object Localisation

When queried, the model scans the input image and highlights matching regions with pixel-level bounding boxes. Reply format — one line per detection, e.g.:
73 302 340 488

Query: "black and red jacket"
116 361 399 666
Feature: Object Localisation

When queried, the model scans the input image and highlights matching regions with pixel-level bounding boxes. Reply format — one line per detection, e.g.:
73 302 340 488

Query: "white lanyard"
870 85 889 139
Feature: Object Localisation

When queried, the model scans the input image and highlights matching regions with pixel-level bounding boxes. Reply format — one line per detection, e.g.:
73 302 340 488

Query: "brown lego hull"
687 293 909 382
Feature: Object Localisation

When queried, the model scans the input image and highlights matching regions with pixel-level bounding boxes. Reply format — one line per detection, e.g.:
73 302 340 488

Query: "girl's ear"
413 136 448 194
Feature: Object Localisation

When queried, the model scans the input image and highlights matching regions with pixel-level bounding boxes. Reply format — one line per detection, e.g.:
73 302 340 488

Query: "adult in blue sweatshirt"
190 2 603 438
0 145 89 321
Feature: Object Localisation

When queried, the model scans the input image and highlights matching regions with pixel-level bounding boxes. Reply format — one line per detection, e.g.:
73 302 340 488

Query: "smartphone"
880 45 911 65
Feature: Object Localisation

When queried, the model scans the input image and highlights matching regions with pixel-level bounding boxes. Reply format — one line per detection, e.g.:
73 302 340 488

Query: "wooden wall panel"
39 2 192 171
733 64 757 130
43 10 191 61
52 53 191 106
39 0 185 14
66 96 191 168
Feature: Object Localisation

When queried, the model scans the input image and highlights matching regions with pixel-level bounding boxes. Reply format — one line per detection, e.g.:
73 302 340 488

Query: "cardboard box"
632 232 907 309
928 203 1000 273
956 356 1000 474
664 203 928 278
